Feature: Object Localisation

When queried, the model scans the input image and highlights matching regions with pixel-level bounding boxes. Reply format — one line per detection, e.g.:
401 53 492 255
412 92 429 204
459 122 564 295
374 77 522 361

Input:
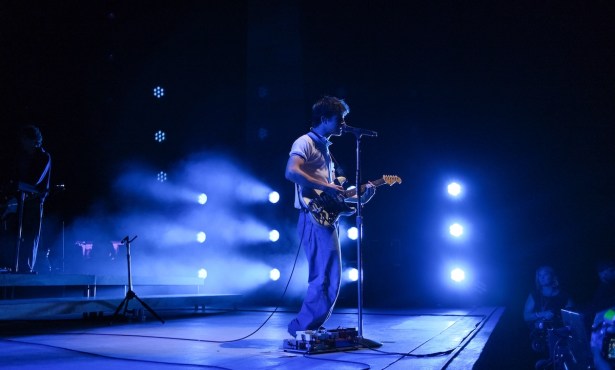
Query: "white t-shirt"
289 131 335 209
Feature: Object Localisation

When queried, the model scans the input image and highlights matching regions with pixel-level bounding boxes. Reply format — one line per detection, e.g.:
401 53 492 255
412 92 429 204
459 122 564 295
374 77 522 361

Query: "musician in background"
0 125 51 273
285 96 375 337
523 265 574 366
524 265 574 327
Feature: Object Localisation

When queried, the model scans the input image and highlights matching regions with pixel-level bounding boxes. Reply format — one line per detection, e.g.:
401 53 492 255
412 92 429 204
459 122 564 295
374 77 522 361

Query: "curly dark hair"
20 125 43 147
311 96 350 125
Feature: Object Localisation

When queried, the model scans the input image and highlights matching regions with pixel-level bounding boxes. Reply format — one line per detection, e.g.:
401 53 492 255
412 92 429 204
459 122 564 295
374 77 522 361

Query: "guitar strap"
328 151 345 178
295 183 307 212
296 131 341 211
308 130 336 182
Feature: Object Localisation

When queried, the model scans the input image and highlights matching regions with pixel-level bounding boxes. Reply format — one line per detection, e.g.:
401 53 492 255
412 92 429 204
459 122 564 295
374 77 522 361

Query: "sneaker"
288 319 300 337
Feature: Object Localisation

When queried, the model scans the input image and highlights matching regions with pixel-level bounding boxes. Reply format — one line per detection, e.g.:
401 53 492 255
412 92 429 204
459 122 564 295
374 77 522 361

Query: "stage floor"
0 306 503 370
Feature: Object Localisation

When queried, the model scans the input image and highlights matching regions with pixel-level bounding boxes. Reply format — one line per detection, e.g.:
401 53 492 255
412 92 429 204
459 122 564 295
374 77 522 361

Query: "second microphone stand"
113 235 165 323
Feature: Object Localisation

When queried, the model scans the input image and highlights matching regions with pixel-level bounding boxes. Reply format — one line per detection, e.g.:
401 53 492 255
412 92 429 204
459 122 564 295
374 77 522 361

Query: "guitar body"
301 189 356 227
300 175 402 227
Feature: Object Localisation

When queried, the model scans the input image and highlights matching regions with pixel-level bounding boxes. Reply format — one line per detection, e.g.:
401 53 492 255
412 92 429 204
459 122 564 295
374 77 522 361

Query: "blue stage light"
268 191 280 204
347 227 359 240
157 171 167 182
269 268 281 281
269 229 280 242
154 130 166 142
451 268 466 282
449 223 464 237
153 86 164 98
447 182 462 197
196 231 206 243
347 268 359 282
198 193 208 205
198 268 208 279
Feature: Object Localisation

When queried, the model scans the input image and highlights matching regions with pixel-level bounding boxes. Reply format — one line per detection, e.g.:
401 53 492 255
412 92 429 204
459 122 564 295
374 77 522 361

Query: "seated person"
524 265 574 327
524 265 574 357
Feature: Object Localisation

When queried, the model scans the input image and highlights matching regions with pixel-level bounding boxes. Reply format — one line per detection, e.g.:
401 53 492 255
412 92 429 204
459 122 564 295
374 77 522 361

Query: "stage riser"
0 274 240 320
0 294 241 320
0 274 207 298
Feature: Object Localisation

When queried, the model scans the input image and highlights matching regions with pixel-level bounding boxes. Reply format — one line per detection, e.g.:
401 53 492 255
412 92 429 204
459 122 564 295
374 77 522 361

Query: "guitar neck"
344 178 387 198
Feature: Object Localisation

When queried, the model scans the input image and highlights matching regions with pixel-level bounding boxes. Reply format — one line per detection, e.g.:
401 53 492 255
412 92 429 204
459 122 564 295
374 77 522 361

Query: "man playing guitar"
284 96 376 337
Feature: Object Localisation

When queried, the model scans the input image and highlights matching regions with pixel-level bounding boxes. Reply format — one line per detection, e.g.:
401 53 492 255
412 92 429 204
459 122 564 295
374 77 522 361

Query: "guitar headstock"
382 175 402 185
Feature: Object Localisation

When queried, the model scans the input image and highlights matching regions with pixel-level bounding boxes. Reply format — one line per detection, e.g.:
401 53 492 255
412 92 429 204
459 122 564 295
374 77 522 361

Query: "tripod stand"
113 235 164 323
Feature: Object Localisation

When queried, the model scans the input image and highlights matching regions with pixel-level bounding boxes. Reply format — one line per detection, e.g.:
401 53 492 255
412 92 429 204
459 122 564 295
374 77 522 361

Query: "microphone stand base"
356 336 383 349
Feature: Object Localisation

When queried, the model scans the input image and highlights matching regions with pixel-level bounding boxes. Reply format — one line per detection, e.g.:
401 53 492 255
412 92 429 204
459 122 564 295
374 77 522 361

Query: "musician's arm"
360 183 376 203
285 155 343 196
344 182 376 204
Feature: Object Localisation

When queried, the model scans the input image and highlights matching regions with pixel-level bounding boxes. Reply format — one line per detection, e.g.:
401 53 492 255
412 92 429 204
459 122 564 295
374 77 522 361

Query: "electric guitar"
300 175 402 226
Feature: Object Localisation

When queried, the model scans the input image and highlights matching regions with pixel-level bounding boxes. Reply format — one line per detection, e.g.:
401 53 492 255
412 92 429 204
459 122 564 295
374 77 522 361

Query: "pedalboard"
283 327 360 354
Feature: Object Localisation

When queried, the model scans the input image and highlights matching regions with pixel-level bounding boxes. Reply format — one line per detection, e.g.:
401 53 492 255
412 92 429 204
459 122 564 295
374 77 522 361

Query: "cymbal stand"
113 235 164 323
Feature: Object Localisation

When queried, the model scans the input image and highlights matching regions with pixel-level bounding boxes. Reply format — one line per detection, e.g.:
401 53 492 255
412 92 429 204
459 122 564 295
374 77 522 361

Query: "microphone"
341 124 378 137
121 235 129 244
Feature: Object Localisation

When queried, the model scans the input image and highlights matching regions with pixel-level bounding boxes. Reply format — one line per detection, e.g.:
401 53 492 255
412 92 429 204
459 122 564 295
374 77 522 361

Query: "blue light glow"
449 223 464 237
196 231 206 243
347 268 359 282
198 268 208 279
347 227 358 240
451 268 466 282
268 191 280 204
157 171 167 182
269 229 280 242
198 193 208 205
447 182 462 197
269 268 280 281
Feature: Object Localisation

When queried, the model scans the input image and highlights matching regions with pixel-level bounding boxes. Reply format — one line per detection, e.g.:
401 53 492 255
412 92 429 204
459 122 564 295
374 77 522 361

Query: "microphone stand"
113 235 164 323
349 132 382 349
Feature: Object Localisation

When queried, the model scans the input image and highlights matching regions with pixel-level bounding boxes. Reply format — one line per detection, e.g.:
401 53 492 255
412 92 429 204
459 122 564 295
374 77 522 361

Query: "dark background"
1 0 613 349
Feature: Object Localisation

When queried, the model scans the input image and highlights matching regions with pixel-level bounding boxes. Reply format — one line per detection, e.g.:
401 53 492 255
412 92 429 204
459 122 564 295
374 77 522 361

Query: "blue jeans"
288 211 342 336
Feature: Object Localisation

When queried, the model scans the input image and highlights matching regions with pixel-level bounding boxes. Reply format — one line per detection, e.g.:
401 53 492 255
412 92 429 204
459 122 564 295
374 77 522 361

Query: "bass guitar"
300 175 402 226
